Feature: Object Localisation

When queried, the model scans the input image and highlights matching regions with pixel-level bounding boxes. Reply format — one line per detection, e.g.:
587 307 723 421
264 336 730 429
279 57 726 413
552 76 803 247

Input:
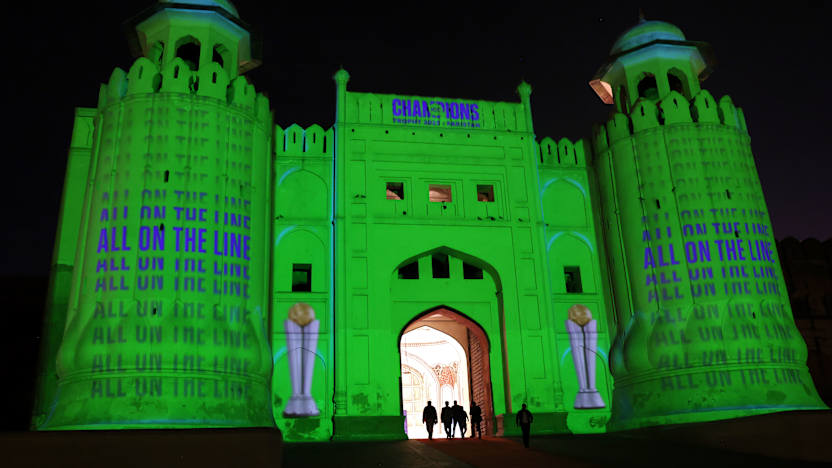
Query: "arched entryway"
399 307 494 439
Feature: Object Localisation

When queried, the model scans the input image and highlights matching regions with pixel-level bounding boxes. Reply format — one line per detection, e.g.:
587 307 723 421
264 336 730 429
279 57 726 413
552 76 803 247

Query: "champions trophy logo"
283 303 320 418
565 304 606 409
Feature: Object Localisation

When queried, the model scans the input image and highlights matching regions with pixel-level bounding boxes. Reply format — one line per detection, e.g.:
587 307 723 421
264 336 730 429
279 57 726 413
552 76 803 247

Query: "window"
637 74 658 100
668 73 684 95
175 36 201 70
564 266 582 293
292 264 311 292
432 254 450 278
429 184 452 203
212 44 229 70
386 182 404 200
398 261 419 279
463 262 483 279
667 68 690 98
477 185 495 202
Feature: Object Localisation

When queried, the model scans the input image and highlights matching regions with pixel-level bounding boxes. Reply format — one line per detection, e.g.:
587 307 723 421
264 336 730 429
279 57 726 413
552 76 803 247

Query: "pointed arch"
391 246 503 292
541 179 588 228
398 305 495 438
174 35 201 70
667 67 691 99
276 169 328 220
636 73 658 101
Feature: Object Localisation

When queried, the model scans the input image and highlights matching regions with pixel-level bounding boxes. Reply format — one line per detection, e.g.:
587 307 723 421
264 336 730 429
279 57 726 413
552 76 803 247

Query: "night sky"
2 0 830 278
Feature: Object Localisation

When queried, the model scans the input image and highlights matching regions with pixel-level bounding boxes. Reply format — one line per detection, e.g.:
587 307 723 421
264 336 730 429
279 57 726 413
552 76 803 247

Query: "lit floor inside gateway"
399 309 493 440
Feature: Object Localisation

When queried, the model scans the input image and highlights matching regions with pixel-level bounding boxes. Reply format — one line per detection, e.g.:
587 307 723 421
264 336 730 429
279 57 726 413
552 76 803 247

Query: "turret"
592 18 826 431
127 0 259 78
589 18 714 113
35 0 274 430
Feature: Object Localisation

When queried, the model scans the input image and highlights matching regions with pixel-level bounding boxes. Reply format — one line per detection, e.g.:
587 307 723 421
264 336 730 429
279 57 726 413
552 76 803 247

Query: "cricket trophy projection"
31 0 826 441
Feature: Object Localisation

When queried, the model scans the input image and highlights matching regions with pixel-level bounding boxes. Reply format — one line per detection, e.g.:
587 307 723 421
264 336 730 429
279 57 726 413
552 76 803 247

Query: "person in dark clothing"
470 401 483 439
515 403 533 448
441 401 454 439
422 401 438 440
456 405 468 439
451 400 463 437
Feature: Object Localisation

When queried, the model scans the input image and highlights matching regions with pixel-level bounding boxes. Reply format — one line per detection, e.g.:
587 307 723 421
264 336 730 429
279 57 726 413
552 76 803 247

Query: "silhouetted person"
456 405 468 439
422 401 438 440
441 401 453 439
470 401 483 439
451 400 463 437
516 403 533 448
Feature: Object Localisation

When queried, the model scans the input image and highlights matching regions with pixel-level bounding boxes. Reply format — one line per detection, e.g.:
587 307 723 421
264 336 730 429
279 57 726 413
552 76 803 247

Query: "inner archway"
399 307 494 439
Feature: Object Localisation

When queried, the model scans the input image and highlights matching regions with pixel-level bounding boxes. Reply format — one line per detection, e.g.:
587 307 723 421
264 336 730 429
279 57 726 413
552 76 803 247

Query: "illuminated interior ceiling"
401 325 469 439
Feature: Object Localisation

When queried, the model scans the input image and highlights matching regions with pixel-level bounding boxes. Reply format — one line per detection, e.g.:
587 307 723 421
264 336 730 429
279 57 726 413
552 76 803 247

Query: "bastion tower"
590 19 826 430
32 0 274 429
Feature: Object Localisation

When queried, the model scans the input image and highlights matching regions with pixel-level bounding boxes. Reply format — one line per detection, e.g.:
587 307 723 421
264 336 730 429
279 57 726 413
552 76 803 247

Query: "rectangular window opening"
429 184 452 203
463 262 483 279
564 266 582 293
292 264 312 292
398 261 419 279
386 182 404 200
477 184 495 202
432 254 450 278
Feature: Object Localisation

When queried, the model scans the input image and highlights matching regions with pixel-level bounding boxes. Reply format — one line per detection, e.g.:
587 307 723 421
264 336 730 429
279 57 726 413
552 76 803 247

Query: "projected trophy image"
284 303 320 418
566 304 606 409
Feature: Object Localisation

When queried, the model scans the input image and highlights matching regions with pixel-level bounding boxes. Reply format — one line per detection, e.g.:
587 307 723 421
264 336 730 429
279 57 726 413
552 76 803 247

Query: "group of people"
421 401 535 448
421 400 483 440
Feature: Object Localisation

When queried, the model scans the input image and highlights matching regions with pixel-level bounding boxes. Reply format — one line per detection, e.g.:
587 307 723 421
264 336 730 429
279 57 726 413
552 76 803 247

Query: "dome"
160 0 240 18
610 20 685 55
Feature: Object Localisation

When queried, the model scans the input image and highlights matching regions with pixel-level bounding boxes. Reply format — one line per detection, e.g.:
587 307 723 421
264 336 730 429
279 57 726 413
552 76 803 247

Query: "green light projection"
32 4 825 439
591 20 826 430
39 1 274 429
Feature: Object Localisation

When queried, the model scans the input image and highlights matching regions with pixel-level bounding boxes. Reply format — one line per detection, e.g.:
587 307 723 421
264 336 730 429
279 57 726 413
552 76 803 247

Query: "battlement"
537 136 590 168
274 124 334 158
97 57 270 121
592 89 748 152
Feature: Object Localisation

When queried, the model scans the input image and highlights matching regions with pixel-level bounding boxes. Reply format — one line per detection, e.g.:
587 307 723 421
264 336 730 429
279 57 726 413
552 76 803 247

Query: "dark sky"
2 1 830 277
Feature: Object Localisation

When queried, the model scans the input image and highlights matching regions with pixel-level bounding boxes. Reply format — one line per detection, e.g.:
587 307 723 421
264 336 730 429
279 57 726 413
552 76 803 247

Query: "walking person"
441 401 454 439
470 401 483 439
455 405 468 439
422 401 438 440
451 400 463 438
516 403 533 448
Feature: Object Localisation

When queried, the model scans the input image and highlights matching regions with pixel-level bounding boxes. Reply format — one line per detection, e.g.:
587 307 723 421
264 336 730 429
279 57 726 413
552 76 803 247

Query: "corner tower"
34 0 274 429
592 19 826 430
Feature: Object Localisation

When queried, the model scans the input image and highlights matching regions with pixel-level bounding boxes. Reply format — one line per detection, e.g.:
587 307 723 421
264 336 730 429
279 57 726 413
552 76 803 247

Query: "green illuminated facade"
32 1 826 440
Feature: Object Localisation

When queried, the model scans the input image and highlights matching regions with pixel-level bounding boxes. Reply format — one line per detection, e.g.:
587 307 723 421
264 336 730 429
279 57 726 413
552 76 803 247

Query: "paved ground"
2 411 829 467
284 434 830 468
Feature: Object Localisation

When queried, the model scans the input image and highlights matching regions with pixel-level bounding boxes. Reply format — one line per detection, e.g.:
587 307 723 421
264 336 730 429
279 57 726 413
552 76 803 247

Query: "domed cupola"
125 0 260 79
589 16 715 113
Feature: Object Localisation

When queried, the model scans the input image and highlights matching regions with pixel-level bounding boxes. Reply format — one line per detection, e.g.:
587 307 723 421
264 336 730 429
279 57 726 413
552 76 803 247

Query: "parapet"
345 91 528 132
592 89 748 152
538 136 590 168
274 123 334 158
97 56 270 121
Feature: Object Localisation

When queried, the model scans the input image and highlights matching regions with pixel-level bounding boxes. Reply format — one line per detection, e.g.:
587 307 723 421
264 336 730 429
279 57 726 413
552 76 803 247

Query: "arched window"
175 36 201 70
637 74 658 100
213 43 230 71
667 68 691 98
